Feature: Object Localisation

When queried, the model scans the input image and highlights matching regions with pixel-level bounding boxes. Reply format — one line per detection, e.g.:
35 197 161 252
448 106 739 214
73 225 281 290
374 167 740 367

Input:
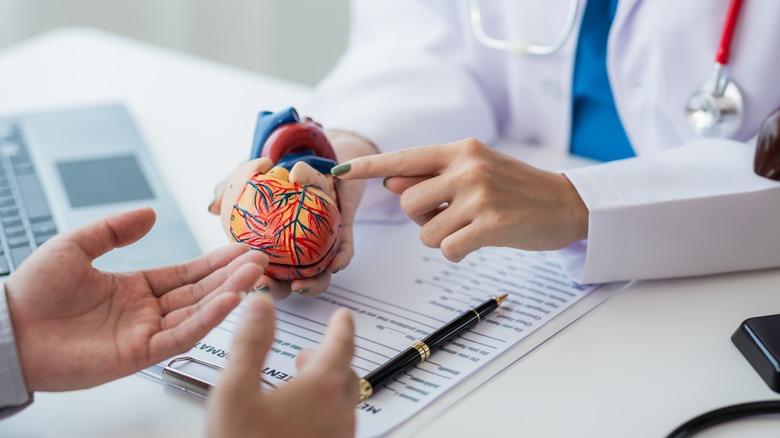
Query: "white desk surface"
1 28 779 438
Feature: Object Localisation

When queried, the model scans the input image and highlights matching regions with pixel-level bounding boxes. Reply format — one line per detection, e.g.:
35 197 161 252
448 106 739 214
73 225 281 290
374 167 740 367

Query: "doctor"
299 0 780 284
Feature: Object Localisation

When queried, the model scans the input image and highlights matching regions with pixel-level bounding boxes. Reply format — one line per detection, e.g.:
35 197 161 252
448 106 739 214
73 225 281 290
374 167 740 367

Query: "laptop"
0 103 201 278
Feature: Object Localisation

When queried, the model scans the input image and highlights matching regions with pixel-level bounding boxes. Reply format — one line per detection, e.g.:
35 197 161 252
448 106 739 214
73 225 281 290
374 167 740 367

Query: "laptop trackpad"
57 155 155 208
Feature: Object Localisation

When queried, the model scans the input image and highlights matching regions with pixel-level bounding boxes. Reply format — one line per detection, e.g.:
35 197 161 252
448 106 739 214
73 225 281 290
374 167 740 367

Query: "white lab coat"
304 0 780 284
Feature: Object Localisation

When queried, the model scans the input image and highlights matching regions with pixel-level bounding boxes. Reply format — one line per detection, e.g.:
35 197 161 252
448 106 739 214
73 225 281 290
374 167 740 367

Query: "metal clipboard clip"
162 356 277 398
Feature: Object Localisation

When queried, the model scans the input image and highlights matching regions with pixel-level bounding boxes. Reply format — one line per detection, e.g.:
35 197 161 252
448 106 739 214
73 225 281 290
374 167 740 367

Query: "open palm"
4 208 267 392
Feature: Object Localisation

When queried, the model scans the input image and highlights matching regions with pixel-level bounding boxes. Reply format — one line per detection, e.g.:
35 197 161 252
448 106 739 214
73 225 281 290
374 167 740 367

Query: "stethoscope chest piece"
685 0 745 139
685 65 743 138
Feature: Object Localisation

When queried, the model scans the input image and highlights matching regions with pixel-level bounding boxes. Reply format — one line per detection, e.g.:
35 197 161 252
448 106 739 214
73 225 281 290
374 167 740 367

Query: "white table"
2 28 779 438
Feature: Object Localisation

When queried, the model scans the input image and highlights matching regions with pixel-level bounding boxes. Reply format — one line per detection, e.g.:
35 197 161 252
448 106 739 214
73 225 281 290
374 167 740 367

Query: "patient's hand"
207 294 358 438
5 208 267 391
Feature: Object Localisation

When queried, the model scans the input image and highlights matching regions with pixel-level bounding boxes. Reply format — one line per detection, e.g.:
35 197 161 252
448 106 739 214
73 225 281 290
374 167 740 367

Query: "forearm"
564 139 780 283
0 285 32 419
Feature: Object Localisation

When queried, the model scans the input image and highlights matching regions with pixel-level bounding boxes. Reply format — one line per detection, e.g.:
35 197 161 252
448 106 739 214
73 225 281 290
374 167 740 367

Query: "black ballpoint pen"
358 293 508 401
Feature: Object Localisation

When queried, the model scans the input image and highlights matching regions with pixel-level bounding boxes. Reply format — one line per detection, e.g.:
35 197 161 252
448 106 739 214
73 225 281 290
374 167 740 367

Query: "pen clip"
162 356 276 398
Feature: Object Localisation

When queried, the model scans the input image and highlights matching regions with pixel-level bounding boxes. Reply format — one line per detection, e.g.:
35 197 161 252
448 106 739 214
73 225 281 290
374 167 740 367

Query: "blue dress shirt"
570 0 635 161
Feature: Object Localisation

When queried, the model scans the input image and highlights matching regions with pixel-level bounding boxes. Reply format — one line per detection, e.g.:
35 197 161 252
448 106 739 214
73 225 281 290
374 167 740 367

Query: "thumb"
63 207 156 260
220 293 276 394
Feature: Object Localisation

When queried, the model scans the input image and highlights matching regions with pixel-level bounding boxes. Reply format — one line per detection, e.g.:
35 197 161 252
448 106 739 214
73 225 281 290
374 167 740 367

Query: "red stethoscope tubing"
715 0 744 65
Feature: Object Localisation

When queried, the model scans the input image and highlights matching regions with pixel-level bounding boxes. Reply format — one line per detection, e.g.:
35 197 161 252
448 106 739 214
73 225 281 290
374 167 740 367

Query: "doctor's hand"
209 130 377 299
332 139 589 262
5 207 268 392
208 294 358 438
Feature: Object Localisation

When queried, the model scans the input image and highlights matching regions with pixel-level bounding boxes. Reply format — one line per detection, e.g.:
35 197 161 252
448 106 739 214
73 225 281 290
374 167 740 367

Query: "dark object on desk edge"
731 313 780 392
358 293 508 401
664 313 780 438
755 108 780 181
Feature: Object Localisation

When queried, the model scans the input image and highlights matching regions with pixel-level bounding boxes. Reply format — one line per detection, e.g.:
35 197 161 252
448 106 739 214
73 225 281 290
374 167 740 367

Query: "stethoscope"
468 0 579 55
468 0 746 138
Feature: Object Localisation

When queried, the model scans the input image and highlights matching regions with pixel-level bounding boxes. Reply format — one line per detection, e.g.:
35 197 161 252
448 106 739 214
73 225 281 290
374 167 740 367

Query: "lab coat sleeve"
0 285 33 419
562 139 780 284
303 0 498 153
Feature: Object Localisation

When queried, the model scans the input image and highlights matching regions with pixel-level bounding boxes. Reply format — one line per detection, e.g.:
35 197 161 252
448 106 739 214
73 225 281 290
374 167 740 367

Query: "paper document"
152 220 599 437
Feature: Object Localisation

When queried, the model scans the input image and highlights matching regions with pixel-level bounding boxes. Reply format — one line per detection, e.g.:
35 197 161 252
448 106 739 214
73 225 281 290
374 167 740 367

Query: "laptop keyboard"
0 124 59 275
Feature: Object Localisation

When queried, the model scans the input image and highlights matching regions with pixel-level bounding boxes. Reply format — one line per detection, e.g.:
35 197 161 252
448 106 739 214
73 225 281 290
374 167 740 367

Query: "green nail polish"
293 288 309 295
331 162 352 177
254 285 269 293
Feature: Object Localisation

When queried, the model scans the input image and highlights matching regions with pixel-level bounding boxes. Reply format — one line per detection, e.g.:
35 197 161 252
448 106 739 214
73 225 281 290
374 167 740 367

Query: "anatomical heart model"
225 107 342 280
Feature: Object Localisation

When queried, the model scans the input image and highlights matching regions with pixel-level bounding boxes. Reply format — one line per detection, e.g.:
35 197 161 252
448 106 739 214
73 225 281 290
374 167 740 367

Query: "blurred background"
0 0 350 86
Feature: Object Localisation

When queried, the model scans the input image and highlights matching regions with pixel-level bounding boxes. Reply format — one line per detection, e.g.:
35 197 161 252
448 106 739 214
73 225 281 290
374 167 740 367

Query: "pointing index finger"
332 144 448 180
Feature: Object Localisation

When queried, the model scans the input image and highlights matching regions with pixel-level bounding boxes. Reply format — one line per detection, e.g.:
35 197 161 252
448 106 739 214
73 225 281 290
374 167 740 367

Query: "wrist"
560 174 589 242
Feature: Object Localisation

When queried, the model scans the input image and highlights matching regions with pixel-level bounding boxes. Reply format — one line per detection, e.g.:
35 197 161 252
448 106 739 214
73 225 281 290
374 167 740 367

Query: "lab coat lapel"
610 0 642 34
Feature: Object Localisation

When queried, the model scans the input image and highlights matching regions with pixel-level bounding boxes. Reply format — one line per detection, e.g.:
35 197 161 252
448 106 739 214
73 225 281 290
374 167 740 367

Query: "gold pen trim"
357 294 509 402
358 378 373 401
412 341 431 361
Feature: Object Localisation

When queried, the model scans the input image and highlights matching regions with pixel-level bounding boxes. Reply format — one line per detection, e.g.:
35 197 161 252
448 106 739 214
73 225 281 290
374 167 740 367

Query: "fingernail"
207 195 217 213
254 285 269 293
239 291 248 301
382 177 390 188
330 162 351 177
293 288 309 295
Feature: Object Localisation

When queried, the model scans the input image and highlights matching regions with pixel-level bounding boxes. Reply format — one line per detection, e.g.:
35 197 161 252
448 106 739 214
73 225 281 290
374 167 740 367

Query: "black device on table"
666 313 780 438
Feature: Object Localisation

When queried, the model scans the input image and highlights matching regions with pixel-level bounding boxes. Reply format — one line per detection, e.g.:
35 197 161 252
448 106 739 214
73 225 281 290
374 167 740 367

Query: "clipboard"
141 356 276 399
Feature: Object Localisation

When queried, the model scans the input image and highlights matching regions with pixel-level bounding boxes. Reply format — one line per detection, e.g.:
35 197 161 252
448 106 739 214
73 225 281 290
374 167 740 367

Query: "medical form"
153 219 601 437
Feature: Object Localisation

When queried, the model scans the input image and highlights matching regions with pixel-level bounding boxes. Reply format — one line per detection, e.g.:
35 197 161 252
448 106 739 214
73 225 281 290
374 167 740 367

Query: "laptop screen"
56 155 155 208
